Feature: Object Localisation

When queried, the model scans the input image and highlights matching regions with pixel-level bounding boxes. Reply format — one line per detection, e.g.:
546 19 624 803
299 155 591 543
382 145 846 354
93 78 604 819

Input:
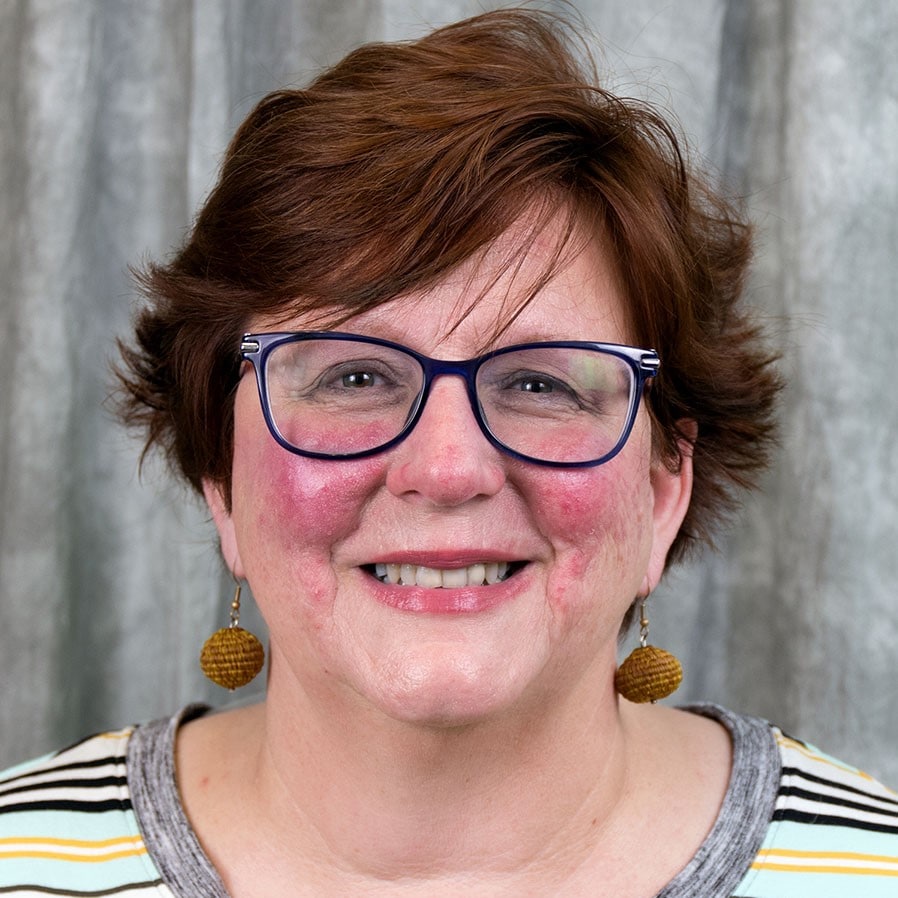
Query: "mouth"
364 561 526 588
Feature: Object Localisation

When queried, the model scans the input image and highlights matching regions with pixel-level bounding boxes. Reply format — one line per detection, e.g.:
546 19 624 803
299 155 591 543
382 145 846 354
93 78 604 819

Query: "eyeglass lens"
262 338 637 464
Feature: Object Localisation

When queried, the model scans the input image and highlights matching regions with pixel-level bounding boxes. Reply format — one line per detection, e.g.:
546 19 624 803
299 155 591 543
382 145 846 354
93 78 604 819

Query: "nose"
385 376 506 507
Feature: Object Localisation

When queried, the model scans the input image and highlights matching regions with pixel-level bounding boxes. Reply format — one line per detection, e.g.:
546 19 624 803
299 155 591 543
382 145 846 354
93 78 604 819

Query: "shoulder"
0 725 167 893
0 724 136 824
772 726 898 819
736 723 898 897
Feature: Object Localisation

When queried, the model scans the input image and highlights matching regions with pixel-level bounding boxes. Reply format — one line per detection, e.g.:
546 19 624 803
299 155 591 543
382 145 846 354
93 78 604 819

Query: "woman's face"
206 217 691 726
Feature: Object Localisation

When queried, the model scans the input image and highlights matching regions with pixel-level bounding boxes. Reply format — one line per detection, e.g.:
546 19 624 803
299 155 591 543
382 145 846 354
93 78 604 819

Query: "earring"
614 597 682 704
200 581 265 690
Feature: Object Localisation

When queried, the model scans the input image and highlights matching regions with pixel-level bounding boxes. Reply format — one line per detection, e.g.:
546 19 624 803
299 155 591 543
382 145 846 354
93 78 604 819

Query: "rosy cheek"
523 464 651 610
232 418 385 592
527 467 627 537
261 447 384 541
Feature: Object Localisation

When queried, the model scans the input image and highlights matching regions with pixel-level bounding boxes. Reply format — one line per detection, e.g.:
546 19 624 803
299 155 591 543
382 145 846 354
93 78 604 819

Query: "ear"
202 478 246 580
642 425 695 594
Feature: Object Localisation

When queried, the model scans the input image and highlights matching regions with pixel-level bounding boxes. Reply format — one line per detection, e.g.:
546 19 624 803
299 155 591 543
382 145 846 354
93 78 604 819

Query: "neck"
248 665 633 883
179 666 732 895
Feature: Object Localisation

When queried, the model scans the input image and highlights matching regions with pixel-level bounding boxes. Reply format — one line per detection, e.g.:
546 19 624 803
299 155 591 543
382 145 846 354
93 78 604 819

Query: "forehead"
267 208 631 353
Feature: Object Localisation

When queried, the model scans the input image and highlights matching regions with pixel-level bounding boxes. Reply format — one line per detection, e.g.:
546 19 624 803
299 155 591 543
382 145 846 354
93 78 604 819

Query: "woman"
2 9 896 896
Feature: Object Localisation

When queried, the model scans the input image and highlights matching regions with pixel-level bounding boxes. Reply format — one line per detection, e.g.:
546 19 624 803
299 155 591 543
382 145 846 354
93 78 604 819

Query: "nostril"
385 452 505 507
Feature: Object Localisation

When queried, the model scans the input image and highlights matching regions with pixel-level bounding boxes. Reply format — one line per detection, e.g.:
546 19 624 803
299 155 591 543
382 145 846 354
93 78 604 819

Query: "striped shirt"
734 731 898 895
0 704 896 896
0 725 162 895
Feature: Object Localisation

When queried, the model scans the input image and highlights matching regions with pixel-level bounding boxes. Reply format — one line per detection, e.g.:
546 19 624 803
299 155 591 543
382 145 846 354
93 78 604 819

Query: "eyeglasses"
239 332 660 467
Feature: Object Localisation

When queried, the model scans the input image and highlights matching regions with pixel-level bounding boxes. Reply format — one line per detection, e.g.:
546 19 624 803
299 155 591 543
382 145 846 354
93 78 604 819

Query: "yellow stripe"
0 846 147 863
94 729 132 740
0 836 142 849
752 861 898 877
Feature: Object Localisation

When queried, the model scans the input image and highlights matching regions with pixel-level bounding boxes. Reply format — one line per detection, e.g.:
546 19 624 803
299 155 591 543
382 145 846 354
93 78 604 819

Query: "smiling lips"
373 561 513 588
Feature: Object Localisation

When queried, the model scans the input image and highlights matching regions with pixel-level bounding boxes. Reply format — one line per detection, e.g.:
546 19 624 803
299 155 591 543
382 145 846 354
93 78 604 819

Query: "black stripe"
781 765 898 807
0 776 128 801
0 798 132 814
773 807 898 835
0 880 163 896
779 784 898 819
0 756 127 788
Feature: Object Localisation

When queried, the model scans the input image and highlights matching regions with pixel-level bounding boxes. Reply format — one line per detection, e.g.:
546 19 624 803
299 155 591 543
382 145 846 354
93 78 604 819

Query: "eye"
503 371 574 398
518 377 555 394
341 370 377 388
321 361 394 391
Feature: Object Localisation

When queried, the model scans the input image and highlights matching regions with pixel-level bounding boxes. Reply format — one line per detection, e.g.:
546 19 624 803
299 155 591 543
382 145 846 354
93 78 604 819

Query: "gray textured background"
1 0 896 782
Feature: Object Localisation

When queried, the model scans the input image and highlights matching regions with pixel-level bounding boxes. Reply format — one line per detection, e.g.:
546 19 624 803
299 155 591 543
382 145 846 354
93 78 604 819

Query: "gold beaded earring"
200 579 265 690
614 597 682 704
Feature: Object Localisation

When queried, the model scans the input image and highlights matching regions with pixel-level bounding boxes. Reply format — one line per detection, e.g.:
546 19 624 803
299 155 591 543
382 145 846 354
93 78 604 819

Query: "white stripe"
758 855 898 872
0 783 127 806
779 740 897 799
783 775 898 814
1 763 125 789
778 793 898 828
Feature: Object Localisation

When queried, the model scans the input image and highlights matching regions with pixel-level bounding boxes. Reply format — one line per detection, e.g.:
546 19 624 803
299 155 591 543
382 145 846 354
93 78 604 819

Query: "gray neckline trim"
128 703 230 898
127 702 779 898
655 702 781 898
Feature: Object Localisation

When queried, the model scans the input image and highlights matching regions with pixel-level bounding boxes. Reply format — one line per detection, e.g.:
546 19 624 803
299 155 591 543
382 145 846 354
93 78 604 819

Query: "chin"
360 648 532 729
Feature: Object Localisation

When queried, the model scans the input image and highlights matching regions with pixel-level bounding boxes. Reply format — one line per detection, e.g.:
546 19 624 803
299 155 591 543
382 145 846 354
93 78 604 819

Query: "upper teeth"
374 562 510 587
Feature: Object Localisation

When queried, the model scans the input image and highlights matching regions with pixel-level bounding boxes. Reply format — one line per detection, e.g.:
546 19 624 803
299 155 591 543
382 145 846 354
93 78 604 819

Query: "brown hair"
117 8 780 565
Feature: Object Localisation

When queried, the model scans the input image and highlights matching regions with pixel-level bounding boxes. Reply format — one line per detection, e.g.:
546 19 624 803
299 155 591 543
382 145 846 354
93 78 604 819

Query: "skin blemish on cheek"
527 458 653 619
530 468 620 533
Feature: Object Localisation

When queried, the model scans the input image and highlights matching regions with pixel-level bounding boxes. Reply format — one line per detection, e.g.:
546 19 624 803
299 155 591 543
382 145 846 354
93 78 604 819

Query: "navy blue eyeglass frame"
239 331 660 468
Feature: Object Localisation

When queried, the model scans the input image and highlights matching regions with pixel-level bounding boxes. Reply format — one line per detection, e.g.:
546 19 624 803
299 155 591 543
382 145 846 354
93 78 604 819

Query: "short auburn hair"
117 8 780 565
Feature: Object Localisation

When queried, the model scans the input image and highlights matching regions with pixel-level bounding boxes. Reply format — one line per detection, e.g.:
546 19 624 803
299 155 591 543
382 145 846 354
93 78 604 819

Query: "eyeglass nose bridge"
400 355 495 450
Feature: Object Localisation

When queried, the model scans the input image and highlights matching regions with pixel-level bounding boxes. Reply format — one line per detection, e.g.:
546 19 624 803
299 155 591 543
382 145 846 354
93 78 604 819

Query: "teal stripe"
0 753 58 785
0 806 158 893
0 808 144 843
0 851 158 892
759 818 898 855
